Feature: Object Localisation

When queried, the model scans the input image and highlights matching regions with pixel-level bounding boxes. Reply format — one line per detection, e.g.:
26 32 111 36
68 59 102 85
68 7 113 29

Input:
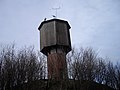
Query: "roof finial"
52 7 60 18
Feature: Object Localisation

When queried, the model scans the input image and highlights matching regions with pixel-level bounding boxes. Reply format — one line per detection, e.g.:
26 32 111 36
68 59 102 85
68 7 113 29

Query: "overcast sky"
0 0 120 63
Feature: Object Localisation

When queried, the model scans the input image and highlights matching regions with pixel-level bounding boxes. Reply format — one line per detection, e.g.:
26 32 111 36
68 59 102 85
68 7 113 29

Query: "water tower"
38 19 71 80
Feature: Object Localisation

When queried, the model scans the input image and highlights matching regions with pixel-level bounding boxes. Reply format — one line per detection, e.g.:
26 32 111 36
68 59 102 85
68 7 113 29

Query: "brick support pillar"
47 53 68 80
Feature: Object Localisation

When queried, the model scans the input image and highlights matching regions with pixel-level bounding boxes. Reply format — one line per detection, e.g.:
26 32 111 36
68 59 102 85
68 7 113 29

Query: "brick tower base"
47 53 68 80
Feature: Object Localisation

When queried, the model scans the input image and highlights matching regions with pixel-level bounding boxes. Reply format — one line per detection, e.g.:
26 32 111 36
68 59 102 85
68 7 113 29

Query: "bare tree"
0 44 47 90
114 63 120 90
95 58 107 84
66 47 99 90
0 44 16 90
68 47 97 81
37 51 47 80
103 61 116 89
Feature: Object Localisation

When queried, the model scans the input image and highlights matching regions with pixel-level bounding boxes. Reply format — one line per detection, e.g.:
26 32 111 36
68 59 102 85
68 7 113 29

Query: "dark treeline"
67 47 120 90
0 44 46 90
0 44 120 90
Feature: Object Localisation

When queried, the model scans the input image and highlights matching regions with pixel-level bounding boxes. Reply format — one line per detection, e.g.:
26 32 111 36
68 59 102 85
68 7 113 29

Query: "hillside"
13 79 115 90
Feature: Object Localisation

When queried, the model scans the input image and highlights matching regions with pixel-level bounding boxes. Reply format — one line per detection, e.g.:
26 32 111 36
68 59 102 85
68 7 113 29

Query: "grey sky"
0 0 120 62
